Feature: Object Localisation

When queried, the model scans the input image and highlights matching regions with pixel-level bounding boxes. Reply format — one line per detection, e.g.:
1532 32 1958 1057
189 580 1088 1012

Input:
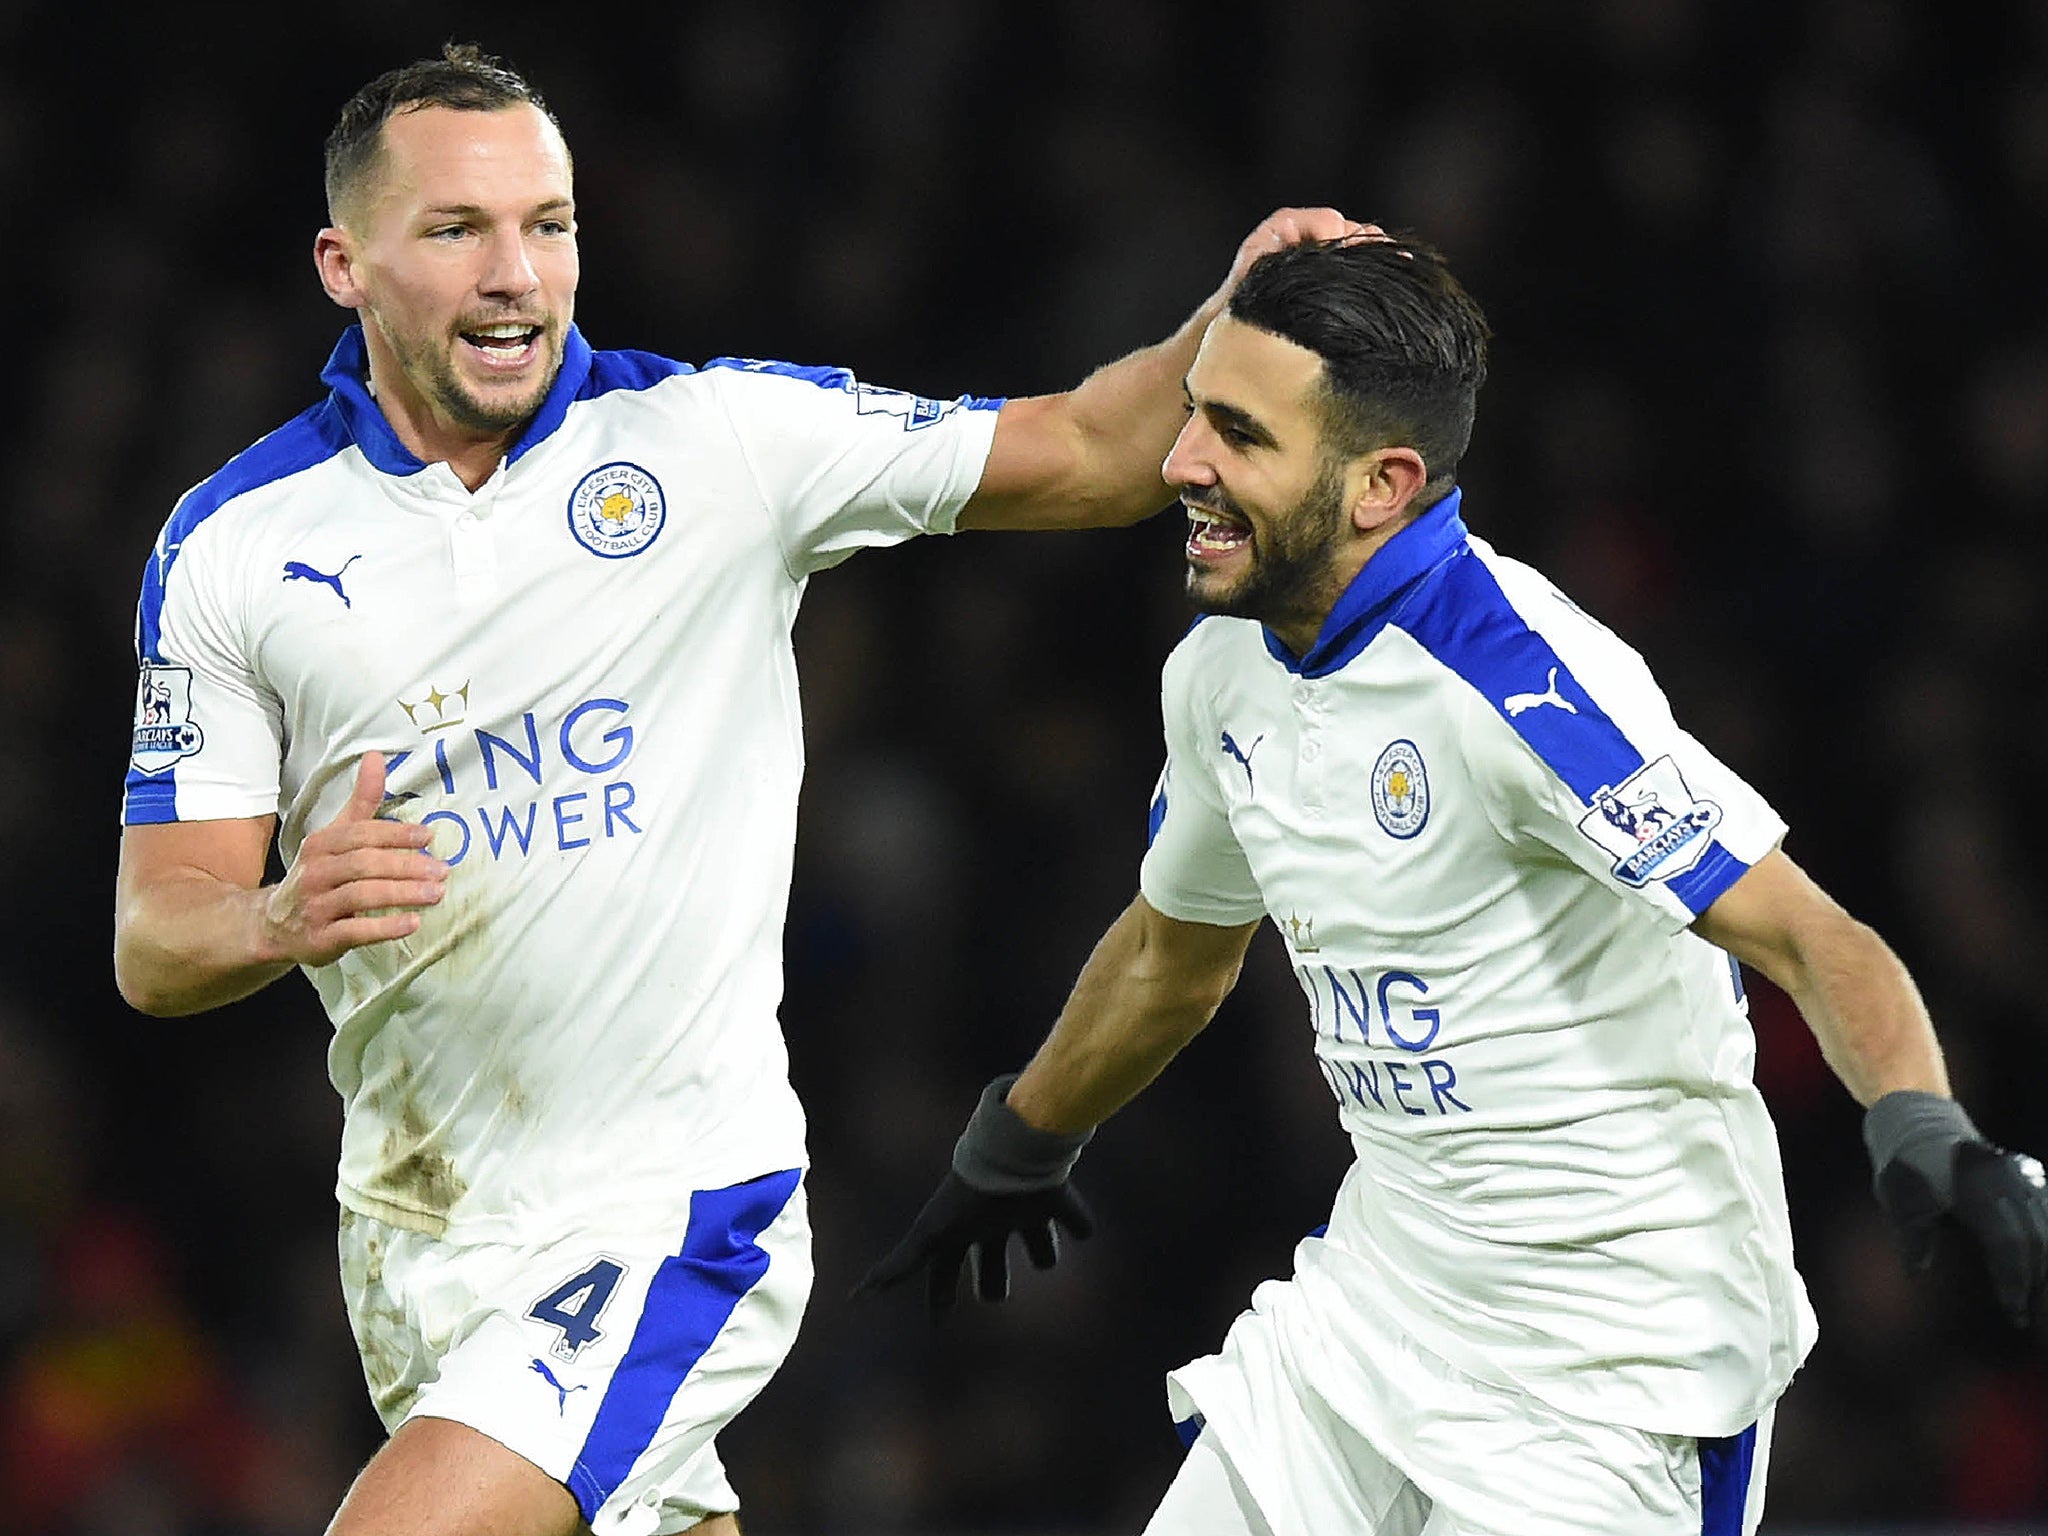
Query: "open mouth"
459 322 544 368
1186 503 1252 563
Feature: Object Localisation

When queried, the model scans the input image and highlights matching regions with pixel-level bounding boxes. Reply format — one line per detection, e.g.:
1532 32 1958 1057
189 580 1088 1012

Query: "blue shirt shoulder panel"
702 356 856 391
1392 546 1747 915
700 356 1004 413
1394 546 1646 805
138 397 354 662
581 347 696 398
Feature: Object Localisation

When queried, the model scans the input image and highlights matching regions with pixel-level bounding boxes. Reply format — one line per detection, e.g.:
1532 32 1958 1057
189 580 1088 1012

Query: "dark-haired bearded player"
865 236 2048 1536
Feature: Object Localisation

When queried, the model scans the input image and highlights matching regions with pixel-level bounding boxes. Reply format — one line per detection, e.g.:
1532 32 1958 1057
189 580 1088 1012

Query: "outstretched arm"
858 896 1259 1314
1691 847 1946 1104
958 208 1368 532
1695 848 2048 1326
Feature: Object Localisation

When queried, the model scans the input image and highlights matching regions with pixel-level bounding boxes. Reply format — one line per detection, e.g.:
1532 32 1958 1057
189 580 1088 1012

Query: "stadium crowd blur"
2 0 2045 1530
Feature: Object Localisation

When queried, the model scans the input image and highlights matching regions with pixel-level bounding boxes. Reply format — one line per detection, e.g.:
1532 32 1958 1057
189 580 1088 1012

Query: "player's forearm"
1053 294 1225 525
114 877 293 1017
1008 897 1245 1134
962 296 1222 533
1763 913 1950 1107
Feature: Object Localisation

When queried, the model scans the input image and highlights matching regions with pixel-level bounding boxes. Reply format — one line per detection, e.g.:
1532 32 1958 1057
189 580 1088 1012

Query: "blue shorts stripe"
1698 1421 1758 1535
565 1168 802 1520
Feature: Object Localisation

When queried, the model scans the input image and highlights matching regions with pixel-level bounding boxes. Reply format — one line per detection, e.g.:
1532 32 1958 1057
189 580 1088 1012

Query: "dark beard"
1186 457 1350 634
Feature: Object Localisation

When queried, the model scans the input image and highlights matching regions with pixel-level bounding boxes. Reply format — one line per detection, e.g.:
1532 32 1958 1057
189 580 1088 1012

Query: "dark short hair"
1227 236 1491 483
324 42 559 222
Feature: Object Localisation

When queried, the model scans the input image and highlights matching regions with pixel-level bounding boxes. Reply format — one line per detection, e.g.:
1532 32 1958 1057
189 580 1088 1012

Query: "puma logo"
529 1357 589 1414
282 554 362 607
1221 730 1266 790
1504 667 1577 718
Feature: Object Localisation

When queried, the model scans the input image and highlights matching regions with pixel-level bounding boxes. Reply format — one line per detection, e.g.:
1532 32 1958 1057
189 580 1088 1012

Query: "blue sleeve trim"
1394 548 1647 802
128 398 348 826
565 1168 802 1521
1147 782 1169 846
1665 840 1750 916
121 775 179 824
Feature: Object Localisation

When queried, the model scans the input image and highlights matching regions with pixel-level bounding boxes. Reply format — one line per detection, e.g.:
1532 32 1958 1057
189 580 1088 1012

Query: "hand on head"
1221 207 1389 296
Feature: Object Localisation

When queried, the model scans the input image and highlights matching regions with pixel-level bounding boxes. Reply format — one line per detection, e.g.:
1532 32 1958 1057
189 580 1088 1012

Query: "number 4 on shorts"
527 1257 626 1361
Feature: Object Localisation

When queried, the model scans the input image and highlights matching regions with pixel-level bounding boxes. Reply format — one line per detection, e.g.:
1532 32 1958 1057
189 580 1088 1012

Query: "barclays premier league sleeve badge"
854 382 955 431
131 664 205 776
1575 754 1723 887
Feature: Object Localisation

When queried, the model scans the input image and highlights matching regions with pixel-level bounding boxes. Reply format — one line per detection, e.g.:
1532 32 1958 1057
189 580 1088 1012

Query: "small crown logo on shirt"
398 682 471 733
1286 912 1320 954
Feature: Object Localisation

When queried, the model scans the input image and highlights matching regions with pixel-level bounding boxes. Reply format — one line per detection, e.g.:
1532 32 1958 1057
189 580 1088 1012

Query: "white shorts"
1149 1269 1771 1536
338 1169 811 1536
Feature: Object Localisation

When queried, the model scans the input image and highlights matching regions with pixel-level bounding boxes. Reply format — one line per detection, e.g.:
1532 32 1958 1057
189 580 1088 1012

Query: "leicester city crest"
568 462 666 559
1371 739 1429 839
131 664 205 776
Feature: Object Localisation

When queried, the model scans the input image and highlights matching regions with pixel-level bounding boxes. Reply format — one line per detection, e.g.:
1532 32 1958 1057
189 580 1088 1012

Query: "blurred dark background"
3 0 2047 1530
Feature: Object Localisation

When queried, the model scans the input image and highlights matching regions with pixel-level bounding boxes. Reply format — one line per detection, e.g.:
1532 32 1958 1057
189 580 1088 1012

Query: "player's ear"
315 226 367 311
1348 447 1428 533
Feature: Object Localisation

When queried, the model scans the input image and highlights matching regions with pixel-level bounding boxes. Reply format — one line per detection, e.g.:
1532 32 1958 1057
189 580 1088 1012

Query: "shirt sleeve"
1455 571 1785 934
704 360 1003 577
1139 639 1268 926
123 511 284 826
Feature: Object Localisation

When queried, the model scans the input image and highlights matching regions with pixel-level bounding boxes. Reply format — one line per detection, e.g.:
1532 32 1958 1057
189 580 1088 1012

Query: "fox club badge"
568 462 666 558
1371 739 1429 838
131 664 205 775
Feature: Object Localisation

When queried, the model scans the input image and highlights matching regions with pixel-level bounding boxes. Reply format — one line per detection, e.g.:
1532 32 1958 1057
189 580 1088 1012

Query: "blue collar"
318 322 597 477
1262 487 1470 678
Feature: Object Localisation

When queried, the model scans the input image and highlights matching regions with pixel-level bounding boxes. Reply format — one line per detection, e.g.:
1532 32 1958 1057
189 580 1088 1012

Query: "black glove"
855 1075 1096 1319
1864 1090 2048 1327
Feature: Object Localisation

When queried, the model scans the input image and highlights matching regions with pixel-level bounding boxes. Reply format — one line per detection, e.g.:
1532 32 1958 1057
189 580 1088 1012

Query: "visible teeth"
472 324 534 339
1190 520 1248 550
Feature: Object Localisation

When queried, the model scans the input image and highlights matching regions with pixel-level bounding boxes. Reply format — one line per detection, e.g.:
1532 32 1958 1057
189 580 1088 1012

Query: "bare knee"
328 1416 582 1536
682 1517 740 1536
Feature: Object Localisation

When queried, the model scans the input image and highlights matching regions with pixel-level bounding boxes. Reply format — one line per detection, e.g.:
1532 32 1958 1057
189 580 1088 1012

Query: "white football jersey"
125 326 1000 1242
1140 489 1817 1438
